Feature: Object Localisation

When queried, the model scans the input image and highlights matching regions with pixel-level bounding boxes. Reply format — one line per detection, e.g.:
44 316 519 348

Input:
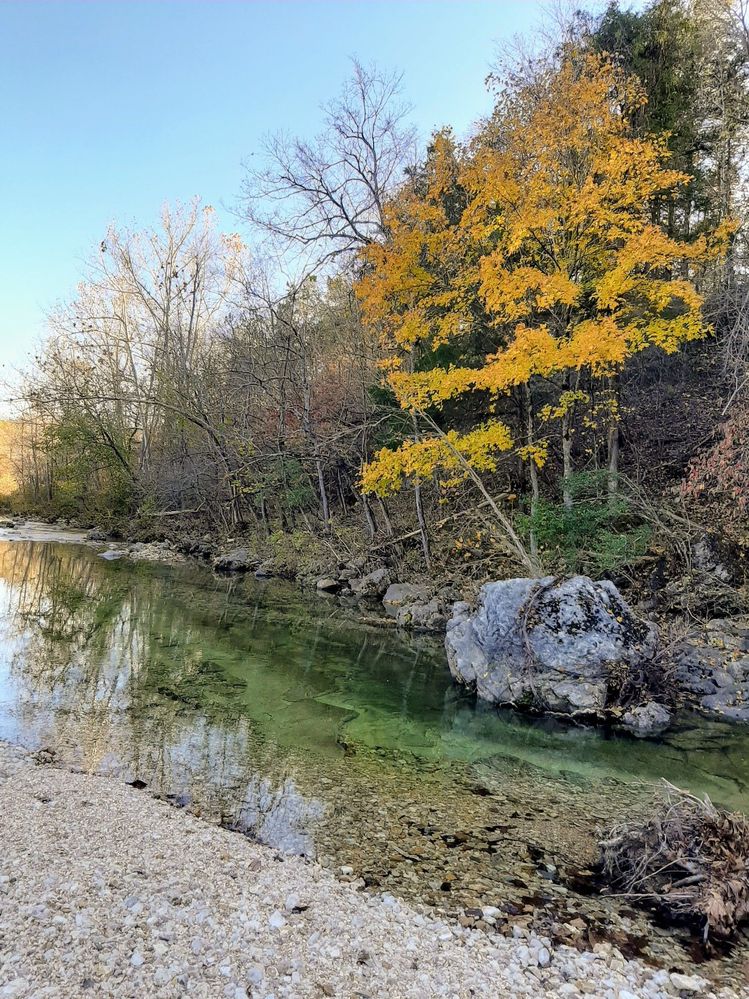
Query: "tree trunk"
606 374 620 506
413 480 432 570
523 382 540 562
259 494 270 537
409 412 431 570
377 497 395 538
561 415 573 511
561 374 574 511
315 457 331 533
360 493 377 540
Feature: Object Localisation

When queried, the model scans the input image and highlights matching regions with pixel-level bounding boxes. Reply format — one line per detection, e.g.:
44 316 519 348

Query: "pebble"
0 741 740 999
670 973 706 993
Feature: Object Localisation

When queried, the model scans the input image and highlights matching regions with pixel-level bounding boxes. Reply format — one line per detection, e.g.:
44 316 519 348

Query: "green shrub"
519 471 651 576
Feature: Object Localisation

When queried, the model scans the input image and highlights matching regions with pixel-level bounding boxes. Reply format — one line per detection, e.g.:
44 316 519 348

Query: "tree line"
11 0 749 580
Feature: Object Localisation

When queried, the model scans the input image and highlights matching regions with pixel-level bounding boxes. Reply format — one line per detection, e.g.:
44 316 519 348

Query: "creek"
0 538 746 983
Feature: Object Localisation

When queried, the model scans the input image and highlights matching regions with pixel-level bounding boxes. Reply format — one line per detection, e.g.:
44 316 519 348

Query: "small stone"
536 946 551 967
246 965 264 985
669 972 705 993
130 951 145 968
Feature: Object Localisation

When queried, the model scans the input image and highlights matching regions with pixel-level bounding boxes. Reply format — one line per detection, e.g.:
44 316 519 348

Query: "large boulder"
445 576 659 718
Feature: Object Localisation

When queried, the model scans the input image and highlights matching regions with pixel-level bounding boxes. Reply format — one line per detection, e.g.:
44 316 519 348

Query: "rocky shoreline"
3 520 749 735
0 741 741 999
107 536 749 733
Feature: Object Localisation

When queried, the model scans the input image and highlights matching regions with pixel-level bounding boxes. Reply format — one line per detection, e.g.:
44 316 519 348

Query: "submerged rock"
445 576 660 720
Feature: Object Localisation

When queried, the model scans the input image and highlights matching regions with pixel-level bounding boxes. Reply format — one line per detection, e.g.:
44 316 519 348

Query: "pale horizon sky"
0 0 571 400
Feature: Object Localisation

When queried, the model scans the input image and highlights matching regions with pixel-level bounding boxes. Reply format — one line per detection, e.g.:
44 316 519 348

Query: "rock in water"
99 549 125 561
381 583 447 631
621 700 672 738
213 548 255 573
445 576 659 718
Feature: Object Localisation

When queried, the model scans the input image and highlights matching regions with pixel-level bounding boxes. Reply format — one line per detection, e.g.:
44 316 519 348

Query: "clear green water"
0 542 745 808
0 540 747 976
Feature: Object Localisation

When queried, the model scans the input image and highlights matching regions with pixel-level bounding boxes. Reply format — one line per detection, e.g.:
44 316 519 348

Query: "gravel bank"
0 743 738 999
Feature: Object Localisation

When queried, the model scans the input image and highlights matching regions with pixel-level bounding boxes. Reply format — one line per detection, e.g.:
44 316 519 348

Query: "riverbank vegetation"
7 0 749 602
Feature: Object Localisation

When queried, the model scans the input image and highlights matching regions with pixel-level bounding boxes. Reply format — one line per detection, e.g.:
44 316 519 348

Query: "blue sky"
0 1 547 388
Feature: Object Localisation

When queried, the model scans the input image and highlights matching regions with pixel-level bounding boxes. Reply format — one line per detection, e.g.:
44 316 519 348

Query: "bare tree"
240 60 416 265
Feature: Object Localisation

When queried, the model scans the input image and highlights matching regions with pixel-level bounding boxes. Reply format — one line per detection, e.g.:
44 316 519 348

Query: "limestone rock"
445 576 659 718
316 577 341 593
621 701 672 738
675 617 749 722
669 972 706 993
213 548 256 573
349 567 391 600
99 549 125 561
382 583 430 614
396 598 446 632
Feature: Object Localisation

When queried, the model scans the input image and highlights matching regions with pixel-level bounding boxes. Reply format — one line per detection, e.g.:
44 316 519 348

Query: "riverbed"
0 534 746 989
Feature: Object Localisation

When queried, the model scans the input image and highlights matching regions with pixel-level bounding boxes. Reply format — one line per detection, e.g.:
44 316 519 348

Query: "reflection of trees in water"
230 776 326 857
0 542 460 853
0 543 330 851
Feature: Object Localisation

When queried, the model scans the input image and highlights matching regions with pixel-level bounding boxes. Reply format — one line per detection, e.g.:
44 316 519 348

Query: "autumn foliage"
357 54 732 501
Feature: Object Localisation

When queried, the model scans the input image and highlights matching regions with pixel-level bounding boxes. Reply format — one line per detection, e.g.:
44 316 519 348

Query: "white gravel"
0 743 739 999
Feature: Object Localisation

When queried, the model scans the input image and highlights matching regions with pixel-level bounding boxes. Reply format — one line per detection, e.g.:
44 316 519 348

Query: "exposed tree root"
600 781 749 941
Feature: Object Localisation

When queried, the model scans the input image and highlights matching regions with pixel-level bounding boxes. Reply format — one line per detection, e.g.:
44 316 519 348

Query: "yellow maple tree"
357 53 733 511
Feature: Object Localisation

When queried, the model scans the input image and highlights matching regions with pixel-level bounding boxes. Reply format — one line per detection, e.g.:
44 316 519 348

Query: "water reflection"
0 541 748 819
230 776 326 856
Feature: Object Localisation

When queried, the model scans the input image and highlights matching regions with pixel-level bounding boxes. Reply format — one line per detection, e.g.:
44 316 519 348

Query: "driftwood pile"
600 782 749 941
